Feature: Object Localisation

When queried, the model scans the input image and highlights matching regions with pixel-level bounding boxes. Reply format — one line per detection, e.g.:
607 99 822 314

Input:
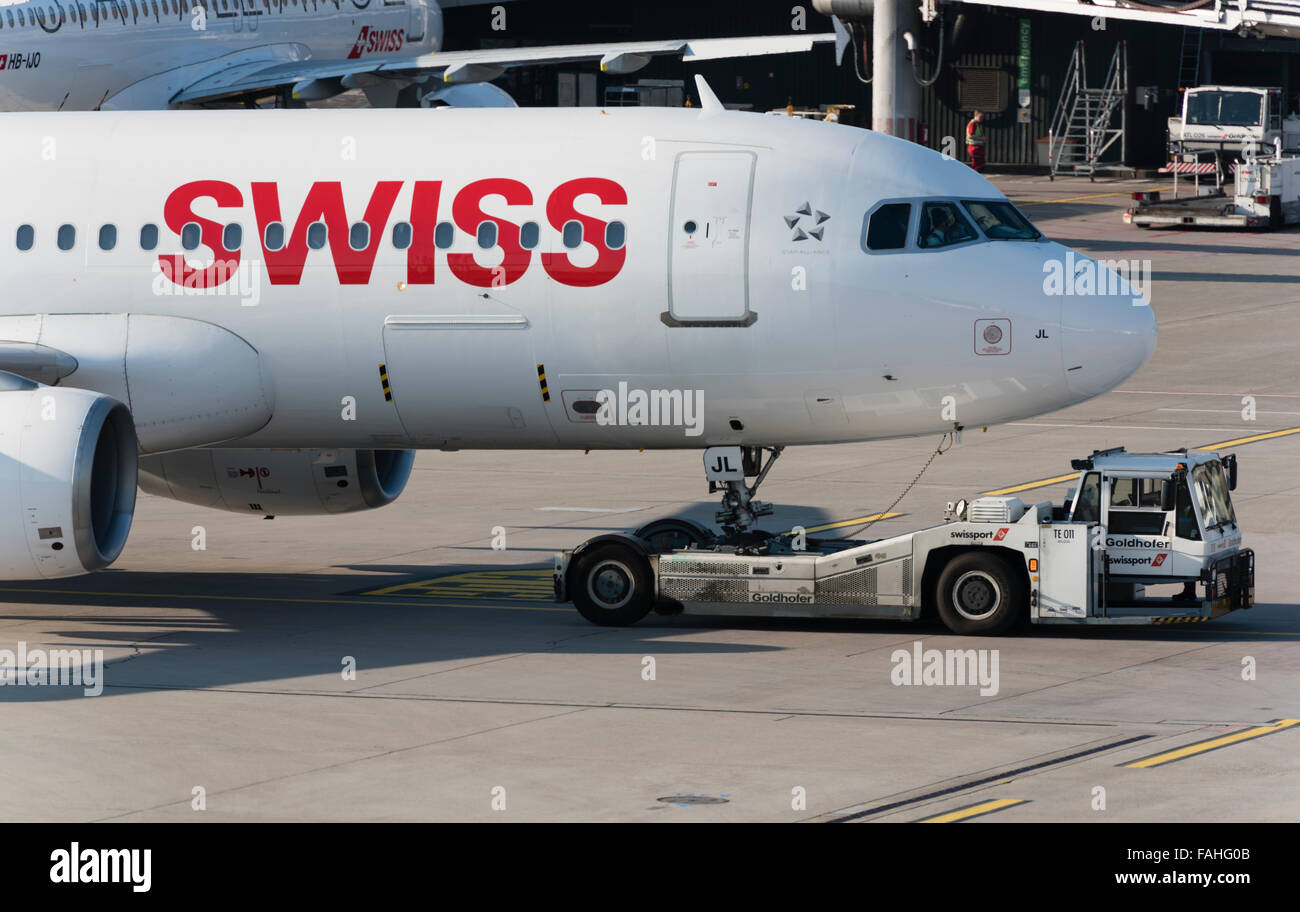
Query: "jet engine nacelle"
0 375 138 579
139 448 415 516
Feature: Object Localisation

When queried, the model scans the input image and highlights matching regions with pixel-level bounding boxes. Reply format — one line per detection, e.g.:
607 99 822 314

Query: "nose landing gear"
705 445 783 541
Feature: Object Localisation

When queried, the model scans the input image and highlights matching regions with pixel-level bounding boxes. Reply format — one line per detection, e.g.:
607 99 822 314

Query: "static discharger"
537 363 550 402
378 363 393 402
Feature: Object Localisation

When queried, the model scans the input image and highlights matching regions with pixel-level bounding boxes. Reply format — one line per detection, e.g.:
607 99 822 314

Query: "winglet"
693 74 725 115
833 16 851 66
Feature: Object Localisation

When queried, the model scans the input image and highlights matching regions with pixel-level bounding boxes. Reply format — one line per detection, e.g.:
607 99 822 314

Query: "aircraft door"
380 315 556 448
667 150 756 325
407 0 427 41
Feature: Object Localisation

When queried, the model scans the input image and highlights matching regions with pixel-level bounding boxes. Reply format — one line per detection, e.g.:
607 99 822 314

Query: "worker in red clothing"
966 110 987 173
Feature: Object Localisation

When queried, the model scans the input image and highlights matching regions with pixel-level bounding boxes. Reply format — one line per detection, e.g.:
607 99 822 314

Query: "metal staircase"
1048 41 1132 181
1177 27 1203 89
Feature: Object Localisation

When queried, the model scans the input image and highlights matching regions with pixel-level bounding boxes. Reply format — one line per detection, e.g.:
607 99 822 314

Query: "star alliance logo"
784 202 831 242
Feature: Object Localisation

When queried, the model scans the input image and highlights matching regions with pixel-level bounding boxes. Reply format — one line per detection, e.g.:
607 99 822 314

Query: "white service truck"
555 447 1254 635
1167 86 1300 158
1126 150 1300 229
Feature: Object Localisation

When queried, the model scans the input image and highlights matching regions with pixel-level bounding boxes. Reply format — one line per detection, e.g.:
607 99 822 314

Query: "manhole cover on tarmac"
657 794 730 806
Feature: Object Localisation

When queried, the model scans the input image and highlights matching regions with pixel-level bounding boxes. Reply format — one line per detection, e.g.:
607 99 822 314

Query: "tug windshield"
1190 461 1238 530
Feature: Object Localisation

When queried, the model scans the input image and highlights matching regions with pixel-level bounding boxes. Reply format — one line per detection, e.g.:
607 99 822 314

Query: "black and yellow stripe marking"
378 363 393 402
916 798 1028 823
1149 616 1208 625
537 363 550 402
1121 718 1300 769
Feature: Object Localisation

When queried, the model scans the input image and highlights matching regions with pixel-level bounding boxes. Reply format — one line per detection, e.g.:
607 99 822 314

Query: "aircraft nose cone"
1062 277 1157 400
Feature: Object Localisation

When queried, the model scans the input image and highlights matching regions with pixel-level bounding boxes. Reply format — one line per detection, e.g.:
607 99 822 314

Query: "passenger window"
562 220 583 250
519 221 540 250
15 225 33 251
1072 472 1100 523
140 224 158 250
605 221 626 250
307 222 327 250
391 222 412 249
917 201 978 250
98 224 117 251
349 222 370 251
865 203 911 251
181 222 201 251
264 222 285 252
223 223 242 251
57 225 75 251
476 221 497 250
434 222 454 249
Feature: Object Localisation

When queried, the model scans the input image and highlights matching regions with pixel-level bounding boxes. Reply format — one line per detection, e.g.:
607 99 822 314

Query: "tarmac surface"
2 174 1297 822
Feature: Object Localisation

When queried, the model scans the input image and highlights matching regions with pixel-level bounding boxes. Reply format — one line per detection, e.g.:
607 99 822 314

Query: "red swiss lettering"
541 177 627 287
406 180 442 285
447 178 533 288
251 180 402 285
159 180 243 290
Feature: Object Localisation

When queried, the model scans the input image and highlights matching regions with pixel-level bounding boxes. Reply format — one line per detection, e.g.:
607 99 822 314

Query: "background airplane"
0 0 837 110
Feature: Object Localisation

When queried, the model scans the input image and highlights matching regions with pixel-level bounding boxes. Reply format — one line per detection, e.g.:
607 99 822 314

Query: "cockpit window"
917 201 978 250
961 200 1041 240
865 203 911 251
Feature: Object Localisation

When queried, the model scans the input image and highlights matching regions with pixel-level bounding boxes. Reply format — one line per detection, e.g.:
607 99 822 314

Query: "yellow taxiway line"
917 798 1028 823
1122 719 1300 769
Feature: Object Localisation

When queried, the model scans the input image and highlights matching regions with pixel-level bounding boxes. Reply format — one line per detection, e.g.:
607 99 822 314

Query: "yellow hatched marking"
365 568 553 600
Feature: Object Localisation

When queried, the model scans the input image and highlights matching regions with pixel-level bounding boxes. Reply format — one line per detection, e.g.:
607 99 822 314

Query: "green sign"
1018 18 1031 107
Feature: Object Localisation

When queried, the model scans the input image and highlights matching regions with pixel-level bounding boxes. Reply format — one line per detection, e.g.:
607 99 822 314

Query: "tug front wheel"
571 544 654 627
935 552 1025 635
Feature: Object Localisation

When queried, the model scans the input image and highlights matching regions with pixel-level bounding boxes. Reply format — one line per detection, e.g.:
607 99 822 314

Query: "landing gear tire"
572 544 653 627
634 517 714 553
936 552 1024 635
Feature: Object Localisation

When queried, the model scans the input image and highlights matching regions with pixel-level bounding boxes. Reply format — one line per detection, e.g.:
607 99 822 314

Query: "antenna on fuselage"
693 75 725 115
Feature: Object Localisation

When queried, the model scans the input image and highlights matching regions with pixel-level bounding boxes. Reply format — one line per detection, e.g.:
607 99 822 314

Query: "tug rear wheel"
936 552 1024 635
572 544 653 627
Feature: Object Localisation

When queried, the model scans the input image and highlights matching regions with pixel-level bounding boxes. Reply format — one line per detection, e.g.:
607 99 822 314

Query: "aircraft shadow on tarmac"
0 564 791 703
0 560 1291 703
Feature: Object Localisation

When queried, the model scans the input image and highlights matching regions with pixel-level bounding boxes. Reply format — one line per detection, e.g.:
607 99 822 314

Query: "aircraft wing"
941 0 1300 39
169 33 836 106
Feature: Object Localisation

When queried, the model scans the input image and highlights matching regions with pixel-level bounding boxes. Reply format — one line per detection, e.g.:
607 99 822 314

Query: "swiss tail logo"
347 27 368 59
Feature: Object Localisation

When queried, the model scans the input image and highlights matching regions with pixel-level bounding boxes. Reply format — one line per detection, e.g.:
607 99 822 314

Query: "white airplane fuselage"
0 0 439 110
0 106 1155 452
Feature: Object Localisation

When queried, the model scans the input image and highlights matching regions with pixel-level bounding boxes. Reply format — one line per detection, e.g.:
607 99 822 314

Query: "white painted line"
1010 422 1250 432
536 506 648 514
1160 408 1300 416
1117 389 1300 398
